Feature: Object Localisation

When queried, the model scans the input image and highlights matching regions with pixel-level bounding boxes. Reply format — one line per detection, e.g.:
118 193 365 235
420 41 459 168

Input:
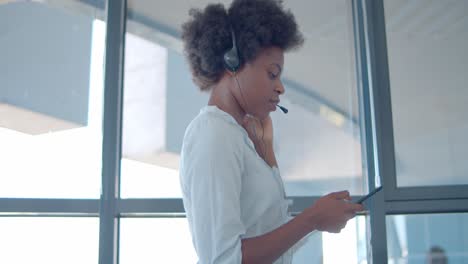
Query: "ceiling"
0 103 80 135
37 0 468 138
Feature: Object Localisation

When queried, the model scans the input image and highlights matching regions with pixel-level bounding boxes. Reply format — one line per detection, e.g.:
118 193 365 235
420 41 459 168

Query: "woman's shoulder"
185 105 246 145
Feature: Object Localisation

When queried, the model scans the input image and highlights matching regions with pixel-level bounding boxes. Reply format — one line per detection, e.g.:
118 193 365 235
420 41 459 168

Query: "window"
2 1 467 264
294 216 368 264
116 0 375 262
0 217 99 264
119 218 197 263
384 0 468 187
120 0 367 199
387 213 468 264
277 1 365 196
0 1 106 198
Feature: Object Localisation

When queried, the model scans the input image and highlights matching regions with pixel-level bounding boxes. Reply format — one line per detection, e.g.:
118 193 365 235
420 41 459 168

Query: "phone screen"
356 186 383 204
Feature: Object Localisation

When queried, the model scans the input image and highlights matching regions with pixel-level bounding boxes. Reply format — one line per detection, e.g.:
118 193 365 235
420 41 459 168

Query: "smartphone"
356 186 383 204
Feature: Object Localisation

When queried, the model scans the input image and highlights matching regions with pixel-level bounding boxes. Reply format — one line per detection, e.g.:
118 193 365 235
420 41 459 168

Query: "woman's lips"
269 100 279 111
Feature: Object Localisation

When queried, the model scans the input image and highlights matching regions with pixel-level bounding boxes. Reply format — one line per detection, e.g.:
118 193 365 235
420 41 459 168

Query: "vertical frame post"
98 0 126 263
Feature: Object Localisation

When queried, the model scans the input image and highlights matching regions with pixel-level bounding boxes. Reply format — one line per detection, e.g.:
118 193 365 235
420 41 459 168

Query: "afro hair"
181 0 304 90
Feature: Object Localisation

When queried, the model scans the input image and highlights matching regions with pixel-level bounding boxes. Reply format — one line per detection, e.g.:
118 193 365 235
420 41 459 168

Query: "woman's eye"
268 72 277 79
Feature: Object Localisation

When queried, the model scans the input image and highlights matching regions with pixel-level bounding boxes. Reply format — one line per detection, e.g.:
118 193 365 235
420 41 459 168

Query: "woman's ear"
224 69 237 77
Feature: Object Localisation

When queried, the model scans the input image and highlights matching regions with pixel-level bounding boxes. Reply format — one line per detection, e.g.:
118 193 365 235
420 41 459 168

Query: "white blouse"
179 105 295 264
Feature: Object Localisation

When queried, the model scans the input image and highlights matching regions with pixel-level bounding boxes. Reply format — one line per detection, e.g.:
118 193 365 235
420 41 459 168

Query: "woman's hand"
301 191 364 233
242 114 273 145
242 114 277 167
241 190 363 264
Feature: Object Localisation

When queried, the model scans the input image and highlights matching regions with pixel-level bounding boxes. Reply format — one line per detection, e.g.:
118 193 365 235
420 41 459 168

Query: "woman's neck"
208 78 246 126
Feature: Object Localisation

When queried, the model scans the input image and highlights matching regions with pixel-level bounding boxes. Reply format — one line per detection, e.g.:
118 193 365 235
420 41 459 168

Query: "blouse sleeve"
181 118 246 264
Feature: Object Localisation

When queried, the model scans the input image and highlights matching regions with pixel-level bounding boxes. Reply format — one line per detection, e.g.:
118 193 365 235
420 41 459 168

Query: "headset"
223 28 288 114
223 29 241 72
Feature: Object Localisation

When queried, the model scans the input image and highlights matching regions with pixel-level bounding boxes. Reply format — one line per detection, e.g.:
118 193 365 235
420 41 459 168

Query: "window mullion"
98 0 127 264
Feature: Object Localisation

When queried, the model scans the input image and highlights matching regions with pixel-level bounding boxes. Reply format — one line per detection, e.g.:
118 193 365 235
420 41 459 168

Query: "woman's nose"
276 80 285 95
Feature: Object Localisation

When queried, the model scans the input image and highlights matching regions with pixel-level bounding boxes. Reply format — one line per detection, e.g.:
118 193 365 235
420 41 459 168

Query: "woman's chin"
259 112 270 120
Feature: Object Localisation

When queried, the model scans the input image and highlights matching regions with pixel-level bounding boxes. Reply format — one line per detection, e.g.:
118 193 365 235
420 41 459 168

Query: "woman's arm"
241 191 363 264
241 115 364 263
241 208 312 264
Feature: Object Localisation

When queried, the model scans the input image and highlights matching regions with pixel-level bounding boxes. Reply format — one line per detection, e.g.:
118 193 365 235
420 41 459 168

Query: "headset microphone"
277 105 288 114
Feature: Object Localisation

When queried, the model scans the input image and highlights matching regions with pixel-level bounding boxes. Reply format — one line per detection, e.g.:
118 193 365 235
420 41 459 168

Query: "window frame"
365 0 468 202
1 1 468 264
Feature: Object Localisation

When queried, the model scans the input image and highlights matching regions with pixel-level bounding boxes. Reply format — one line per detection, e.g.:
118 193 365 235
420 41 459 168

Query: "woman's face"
235 47 285 120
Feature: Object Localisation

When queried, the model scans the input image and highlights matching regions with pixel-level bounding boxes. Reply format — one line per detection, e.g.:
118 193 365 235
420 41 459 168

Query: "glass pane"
387 213 468 264
0 217 99 264
120 0 209 198
120 216 367 264
294 216 368 264
384 0 468 187
277 0 364 196
120 20 183 198
119 218 197 263
121 0 366 198
0 1 106 198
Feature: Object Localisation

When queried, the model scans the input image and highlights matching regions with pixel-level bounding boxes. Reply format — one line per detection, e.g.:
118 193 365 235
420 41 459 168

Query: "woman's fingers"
329 190 351 200
243 115 260 136
349 203 365 213
242 114 274 143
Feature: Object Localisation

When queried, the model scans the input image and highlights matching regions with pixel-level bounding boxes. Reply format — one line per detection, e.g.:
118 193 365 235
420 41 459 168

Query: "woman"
179 0 364 263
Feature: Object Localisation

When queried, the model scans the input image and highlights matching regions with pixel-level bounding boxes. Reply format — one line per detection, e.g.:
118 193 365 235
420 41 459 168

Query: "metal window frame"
352 0 388 263
361 1 468 262
2 1 468 264
367 0 468 202
98 0 126 263
0 199 99 216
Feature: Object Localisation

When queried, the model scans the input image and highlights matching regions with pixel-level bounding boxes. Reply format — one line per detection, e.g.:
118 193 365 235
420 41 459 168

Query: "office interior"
0 0 467 263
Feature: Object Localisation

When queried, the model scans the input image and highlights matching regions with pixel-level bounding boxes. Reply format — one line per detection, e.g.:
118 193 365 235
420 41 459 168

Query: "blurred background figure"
426 245 448 264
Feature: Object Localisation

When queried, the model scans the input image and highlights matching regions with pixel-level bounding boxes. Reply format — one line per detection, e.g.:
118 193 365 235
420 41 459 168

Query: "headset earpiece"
223 29 240 72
